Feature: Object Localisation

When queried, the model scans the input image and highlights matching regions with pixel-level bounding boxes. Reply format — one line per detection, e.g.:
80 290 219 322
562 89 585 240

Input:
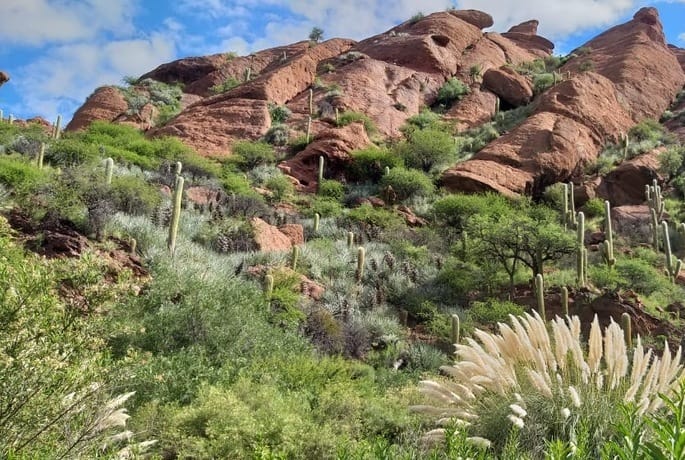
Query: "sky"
0 0 684 124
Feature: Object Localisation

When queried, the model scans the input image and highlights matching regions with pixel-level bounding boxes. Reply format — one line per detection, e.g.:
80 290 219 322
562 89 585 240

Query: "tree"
309 27 324 43
469 207 575 297
396 128 456 173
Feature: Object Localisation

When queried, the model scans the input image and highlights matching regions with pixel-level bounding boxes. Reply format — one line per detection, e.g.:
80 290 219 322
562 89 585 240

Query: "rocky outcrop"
596 149 662 205
449 10 493 29
0 71 8 87
611 205 652 241
251 217 293 252
279 122 371 191
139 54 227 91
482 66 533 107
442 8 684 197
444 88 498 130
443 72 635 195
502 20 555 57
152 98 270 156
66 86 129 131
669 45 685 72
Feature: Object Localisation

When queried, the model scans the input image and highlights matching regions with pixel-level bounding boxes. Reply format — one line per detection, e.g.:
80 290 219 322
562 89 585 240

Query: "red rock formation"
0 71 8 87
251 217 292 252
449 10 494 29
442 9 684 197
482 66 533 107
66 86 129 131
502 20 555 57
278 224 304 246
596 149 662 206
444 88 498 130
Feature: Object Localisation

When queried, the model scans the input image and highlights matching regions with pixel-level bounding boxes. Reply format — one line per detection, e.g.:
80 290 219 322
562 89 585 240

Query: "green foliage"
629 118 664 142
402 109 445 133
110 174 162 216
0 155 47 189
436 78 470 107
309 26 324 43
347 147 403 183
532 73 556 94
433 193 514 232
346 204 404 231
395 128 456 173
467 299 524 325
379 167 434 201
265 173 294 202
264 124 290 146
317 179 345 201
336 111 378 136
409 12 424 23
231 141 276 171
46 137 100 166
303 196 344 218
268 103 291 124
582 197 605 218
210 76 241 94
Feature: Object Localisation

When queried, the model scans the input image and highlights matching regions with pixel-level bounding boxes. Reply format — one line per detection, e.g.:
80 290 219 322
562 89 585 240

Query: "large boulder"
251 217 292 252
501 20 555 57
449 10 494 29
482 66 533 107
66 86 129 131
596 149 662 205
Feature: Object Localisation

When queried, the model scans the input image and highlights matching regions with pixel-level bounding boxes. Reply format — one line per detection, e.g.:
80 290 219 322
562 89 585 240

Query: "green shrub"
346 204 404 231
220 170 254 196
265 174 294 202
532 73 556 94
347 147 403 183
629 119 663 142
317 179 345 201
379 167 434 201
210 76 241 94
110 175 161 216
46 138 100 166
336 111 377 136
436 78 469 106
0 156 47 190
433 193 514 231
582 197 605 218
264 125 290 146
231 141 276 171
402 109 445 133
396 128 456 173
467 299 524 325
268 104 291 124
303 196 344 217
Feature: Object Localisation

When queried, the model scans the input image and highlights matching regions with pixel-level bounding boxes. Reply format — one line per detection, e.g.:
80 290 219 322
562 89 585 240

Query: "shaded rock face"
612 205 652 241
482 66 533 107
596 149 662 206
442 8 684 197
0 71 8 87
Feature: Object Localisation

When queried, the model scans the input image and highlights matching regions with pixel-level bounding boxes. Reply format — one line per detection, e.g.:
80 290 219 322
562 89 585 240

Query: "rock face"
596 149 662 205
612 205 652 241
442 8 684 197
502 20 555 57
482 66 533 107
251 217 292 252
67 87 129 131
0 71 8 87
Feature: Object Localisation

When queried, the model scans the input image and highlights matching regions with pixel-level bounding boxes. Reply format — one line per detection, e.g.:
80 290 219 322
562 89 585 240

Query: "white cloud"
456 0 638 39
12 33 176 121
0 0 137 46
679 32 685 42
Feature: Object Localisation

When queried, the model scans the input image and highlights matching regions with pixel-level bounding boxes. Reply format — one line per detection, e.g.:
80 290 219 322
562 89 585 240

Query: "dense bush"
46 137 100 166
317 179 345 201
0 155 48 190
231 141 276 170
436 77 469 107
347 147 403 182
396 128 456 173
335 111 378 136
379 167 434 201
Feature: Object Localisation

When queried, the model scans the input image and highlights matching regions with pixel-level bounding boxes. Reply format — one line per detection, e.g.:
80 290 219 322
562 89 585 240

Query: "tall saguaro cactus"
36 143 45 170
535 274 546 321
105 158 114 185
600 200 616 268
167 175 184 255
662 221 682 283
317 155 324 191
561 286 569 316
576 211 587 287
646 179 665 251
563 183 577 229
355 247 366 282
451 314 460 345
53 115 62 139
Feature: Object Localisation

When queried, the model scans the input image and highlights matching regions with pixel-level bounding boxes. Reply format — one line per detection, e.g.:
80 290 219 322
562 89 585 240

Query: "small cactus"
622 133 630 159
662 221 682 283
451 314 460 345
313 213 320 233
576 211 586 287
264 274 274 300
317 155 324 189
8 114 14 125
600 200 616 268
308 88 314 115
621 312 632 348
36 142 45 169
105 157 114 185
130 237 137 256
53 115 61 139
535 274 545 321
306 115 312 144
291 246 300 270
175 161 183 176
347 231 354 248
355 246 365 282
167 175 184 255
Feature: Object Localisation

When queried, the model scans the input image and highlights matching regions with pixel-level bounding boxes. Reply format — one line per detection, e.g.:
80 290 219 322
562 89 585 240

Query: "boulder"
278 224 304 246
482 66 533 107
448 9 494 29
66 86 129 131
251 217 292 252
444 88 498 130
501 20 554 57
611 205 652 241
279 122 371 191
596 149 662 206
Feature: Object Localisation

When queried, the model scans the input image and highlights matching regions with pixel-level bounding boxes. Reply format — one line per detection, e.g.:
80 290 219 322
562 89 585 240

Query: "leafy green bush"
396 128 456 173
268 103 292 124
379 167 434 201
336 111 378 136
317 179 345 201
401 109 446 133
433 193 514 231
347 147 403 183
346 203 404 231
210 76 241 94
264 125 290 146
467 299 524 325
629 118 663 142
436 78 469 106
110 175 162 216
265 174 294 202
46 138 100 166
302 196 344 218
582 197 605 218
532 73 556 94
0 156 47 190
231 141 276 171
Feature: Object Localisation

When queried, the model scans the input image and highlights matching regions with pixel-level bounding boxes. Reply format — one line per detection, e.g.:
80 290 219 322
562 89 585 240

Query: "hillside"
1 6 685 459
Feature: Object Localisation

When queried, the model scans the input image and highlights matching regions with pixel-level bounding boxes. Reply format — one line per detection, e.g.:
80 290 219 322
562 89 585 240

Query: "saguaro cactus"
308 88 314 115
662 221 682 283
291 246 300 270
621 312 632 348
535 274 545 321
564 183 577 229
36 143 45 169
264 274 274 300
451 314 460 345
175 161 183 176
317 155 324 188
167 175 184 255
306 116 312 144
105 157 114 185
600 200 616 268
347 231 354 248
561 286 569 316
53 115 61 139
313 213 320 233
576 211 587 287
356 247 366 282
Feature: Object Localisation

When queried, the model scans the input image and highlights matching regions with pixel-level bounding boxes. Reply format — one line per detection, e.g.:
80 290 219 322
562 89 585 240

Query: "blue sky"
0 0 684 124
